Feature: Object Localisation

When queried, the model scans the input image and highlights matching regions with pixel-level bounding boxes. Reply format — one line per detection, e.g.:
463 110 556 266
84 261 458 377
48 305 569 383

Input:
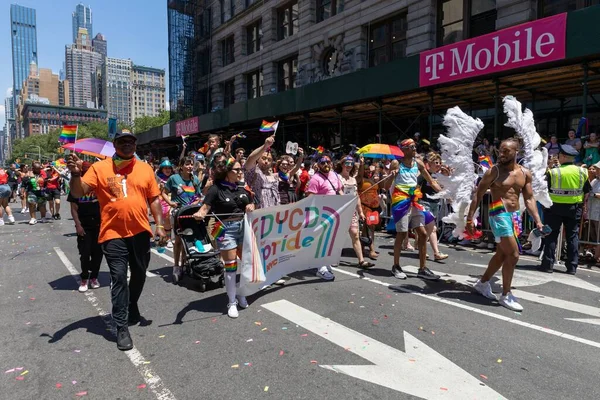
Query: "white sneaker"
166 241 173 249
89 278 100 289
20 208 26 214
78 279 88 293
473 279 497 300
29 218 37 225
7 215 15 225
236 296 249 309
227 301 239 318
0 219 4 226
499 292 523 312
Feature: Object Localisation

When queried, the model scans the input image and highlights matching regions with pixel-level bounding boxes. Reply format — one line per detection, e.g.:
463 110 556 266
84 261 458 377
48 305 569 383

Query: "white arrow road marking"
463 263 600 293
263 299 506 399
331 267 600 349
565 318 600 326
53 247 176 400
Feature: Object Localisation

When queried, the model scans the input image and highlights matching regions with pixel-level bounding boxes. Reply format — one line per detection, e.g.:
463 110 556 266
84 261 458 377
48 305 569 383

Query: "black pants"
541 203 582 271
78 224 103 280
101 231 151 328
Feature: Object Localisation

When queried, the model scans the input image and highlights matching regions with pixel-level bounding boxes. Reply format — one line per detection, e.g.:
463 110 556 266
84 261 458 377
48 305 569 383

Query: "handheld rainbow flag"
52 158 67 168
211 221 226 241
260 120 279 133
59 125 78 144
478 155 493 171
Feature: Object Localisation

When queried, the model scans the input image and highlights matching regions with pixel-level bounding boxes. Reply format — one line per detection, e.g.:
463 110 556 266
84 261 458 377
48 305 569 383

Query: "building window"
247 70 263 99
220 0 234 23
199 48 211 76
317 0 343 23
539 0 600 17
221 36 235 66
246 20 262 55
223 79 235 107
277 2 299 40
369 13 407 67
437 0 497 46
278 56 298 92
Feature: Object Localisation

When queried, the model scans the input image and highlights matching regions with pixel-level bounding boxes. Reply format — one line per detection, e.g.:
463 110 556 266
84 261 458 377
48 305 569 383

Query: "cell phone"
532 225 552 237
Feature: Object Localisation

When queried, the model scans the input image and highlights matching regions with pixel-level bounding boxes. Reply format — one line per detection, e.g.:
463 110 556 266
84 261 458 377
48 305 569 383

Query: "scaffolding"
167 0 198 121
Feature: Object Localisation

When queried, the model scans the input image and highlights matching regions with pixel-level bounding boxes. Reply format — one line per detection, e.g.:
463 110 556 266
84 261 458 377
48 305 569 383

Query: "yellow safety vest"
548 164 587 204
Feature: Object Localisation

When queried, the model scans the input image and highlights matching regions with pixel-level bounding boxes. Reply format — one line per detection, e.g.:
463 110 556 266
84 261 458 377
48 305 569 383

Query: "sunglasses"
343 161 353 166
231 168 243 173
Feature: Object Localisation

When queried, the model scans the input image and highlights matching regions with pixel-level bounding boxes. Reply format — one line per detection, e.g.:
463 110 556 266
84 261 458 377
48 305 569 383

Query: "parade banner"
238 195 357 296
420 13 566 87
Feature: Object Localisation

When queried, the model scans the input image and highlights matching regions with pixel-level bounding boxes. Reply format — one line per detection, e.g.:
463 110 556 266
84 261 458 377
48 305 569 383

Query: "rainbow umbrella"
62 138 115 159
356 144 404 160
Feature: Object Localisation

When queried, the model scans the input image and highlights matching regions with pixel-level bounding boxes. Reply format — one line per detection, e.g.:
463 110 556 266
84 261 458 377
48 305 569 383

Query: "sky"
0 0 169 130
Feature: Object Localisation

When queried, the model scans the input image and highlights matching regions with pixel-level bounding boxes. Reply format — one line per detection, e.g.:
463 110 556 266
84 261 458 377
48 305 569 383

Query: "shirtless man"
466 138 544 311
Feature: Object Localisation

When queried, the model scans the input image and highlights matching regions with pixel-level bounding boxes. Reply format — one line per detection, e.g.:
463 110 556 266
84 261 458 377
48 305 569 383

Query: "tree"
132 110 170 134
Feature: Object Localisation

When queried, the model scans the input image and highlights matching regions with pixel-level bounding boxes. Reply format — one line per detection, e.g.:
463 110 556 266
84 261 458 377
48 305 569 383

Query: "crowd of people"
0 126 596 349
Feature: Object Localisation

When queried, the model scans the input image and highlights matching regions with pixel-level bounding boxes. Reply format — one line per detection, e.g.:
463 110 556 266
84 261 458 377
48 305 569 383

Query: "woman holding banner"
192 153 255 318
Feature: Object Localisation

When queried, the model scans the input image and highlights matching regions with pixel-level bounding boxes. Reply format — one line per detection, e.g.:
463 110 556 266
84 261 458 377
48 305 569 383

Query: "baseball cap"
113 129 137 142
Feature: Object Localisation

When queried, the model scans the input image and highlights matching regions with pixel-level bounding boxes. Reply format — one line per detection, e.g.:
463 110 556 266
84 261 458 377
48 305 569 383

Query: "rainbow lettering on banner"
59 125 77 144
211 221 226 241
479 155 493 171
260 120 279 133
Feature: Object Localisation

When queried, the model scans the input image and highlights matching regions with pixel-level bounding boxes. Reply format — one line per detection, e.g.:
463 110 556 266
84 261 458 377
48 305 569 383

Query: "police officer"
540 144 589 274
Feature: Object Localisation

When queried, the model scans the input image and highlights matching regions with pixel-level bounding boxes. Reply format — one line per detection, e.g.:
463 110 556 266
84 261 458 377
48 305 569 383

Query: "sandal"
368 252 379 260
434 253 449 261
358 261 375 269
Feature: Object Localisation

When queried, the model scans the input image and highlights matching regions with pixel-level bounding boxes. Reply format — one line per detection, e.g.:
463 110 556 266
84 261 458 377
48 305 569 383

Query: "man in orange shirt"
67 130 167 351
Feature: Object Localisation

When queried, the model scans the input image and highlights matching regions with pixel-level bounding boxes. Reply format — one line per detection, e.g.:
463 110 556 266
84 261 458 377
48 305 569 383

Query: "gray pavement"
1 199 600 400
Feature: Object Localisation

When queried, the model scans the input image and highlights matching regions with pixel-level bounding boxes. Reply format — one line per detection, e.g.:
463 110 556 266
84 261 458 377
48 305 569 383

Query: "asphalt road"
2 199 600 400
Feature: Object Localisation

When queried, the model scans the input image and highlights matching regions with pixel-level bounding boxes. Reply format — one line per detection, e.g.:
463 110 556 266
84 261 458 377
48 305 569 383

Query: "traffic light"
24 154 28 158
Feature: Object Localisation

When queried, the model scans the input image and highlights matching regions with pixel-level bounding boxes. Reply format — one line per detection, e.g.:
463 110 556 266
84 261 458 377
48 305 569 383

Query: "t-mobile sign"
176 116 199 137
419 13 567 87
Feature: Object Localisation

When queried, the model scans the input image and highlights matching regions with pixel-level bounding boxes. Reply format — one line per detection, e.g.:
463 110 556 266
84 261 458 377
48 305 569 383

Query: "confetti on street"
137 384 147 389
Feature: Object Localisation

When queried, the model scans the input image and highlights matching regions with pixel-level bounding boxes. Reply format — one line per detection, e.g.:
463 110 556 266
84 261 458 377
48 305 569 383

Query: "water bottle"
155 237 166 254
195 240 205 253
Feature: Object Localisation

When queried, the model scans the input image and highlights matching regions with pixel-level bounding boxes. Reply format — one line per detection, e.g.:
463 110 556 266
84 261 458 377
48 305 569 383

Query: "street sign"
263 300 506 399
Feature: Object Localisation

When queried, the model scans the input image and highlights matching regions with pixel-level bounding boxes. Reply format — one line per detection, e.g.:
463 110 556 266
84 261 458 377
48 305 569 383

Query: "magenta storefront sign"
176 116 199 137
419 13 567 87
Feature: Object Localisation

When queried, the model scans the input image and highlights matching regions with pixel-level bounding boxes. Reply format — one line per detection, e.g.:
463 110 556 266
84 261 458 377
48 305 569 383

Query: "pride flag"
211 221 226 241
391 186 424 224
260 120 279 133
59 125 77 144
479 155 493 171
52 158 67 168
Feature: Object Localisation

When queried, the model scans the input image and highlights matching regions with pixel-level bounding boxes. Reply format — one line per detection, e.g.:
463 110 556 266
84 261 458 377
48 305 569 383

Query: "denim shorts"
0 184 11 199
216 220 244 251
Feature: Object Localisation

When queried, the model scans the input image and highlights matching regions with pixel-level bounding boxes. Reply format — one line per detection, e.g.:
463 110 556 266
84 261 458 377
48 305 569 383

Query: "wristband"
466 219 473 223
156 225 164 229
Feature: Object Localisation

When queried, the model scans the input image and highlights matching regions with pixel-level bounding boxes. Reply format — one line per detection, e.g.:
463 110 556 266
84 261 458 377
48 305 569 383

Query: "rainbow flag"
489 199 505 217
479 155 493 171
52 158 66 168
260 120 279 133
59 125 77 144
211 221 226 241
391 186 424 224
316 146 325 154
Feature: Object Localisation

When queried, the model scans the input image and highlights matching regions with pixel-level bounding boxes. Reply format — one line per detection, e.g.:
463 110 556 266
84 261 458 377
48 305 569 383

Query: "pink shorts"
160 199 170 217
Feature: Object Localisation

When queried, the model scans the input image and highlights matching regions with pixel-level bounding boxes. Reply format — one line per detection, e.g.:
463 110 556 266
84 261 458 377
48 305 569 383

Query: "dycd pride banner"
238 195 357 296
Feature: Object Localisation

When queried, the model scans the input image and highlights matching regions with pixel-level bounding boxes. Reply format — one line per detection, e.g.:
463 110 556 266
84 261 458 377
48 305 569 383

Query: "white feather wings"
502 95 552 208
429 106 483 238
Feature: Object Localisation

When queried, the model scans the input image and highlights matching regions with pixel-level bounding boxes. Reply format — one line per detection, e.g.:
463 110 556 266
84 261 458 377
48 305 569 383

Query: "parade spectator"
336 155 374 269
192 154 254 318
476 138 492 157
22 162 49 225
420 152 448 261
565 129 583 164
0 167 16 225
68 161 103 293
67 130 166 351
583 132 600 166
586 162 600 264
357 156 381 260
296 161 312 200
276 150 304 205
545 135 561 157
244 135 279 208
19 165 29 214
45 166 62 220
306 154 344 281
164 156 203 283
156 160 175 249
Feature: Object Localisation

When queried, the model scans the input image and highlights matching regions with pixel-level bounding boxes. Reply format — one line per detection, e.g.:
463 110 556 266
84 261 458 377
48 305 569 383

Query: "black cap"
113 129 137 142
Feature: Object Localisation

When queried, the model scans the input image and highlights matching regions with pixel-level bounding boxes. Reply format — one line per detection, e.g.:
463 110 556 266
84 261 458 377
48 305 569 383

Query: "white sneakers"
474 280 524 311
7 215 14 225
227 301 239 318
473 279 497 300
78 279 88 293
29 218 37 225
499 293 523 312
236 296 248 309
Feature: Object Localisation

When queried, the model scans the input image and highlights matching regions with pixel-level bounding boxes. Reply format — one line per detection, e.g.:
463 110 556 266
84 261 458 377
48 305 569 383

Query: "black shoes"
417 267 440 281
116 326 133 351
537 266 554 274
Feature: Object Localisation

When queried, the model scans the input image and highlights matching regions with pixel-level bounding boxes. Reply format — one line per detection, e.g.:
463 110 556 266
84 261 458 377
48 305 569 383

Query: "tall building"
72 3 92 43
102 57 132 123
4 89 16 157
0 128 5 165
21 103 106 137
92 33 107 57
65 28 104 108
131 65 166 121
10 4 38 115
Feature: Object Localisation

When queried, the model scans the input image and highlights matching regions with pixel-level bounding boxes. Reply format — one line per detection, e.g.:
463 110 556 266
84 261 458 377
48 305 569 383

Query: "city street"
2 204 600 400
